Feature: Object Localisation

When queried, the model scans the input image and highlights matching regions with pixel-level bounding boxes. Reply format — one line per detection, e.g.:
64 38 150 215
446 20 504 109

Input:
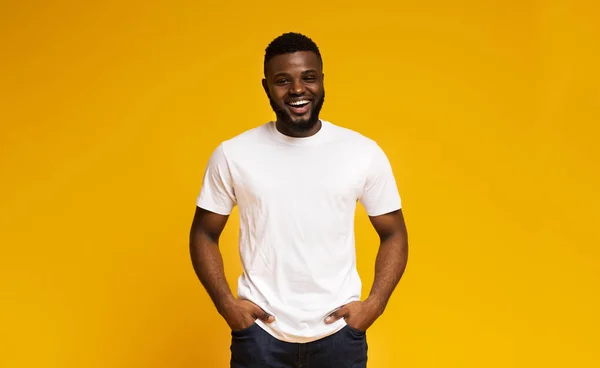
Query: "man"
190 32 408 368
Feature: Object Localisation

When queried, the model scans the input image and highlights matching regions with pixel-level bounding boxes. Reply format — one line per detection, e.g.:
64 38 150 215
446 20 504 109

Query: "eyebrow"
272 69 320 78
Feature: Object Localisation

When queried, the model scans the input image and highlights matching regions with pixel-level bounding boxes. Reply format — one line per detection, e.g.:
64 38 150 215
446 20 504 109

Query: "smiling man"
190 32 408 368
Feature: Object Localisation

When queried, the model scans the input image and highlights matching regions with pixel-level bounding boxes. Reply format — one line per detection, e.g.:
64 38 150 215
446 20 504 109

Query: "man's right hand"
220 298 275 331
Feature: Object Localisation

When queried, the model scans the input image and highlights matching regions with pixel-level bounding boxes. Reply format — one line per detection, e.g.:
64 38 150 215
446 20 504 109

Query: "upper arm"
359 143 402 217
369 209 408 242
196 143 237 216
190 206 230 244
191 143 236 243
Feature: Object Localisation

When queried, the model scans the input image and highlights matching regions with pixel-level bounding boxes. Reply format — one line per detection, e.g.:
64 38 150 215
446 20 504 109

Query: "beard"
269 90 325 134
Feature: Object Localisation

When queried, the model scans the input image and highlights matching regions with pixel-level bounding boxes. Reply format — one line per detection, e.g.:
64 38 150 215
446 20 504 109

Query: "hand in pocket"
324 299 383 332
221 298 275 331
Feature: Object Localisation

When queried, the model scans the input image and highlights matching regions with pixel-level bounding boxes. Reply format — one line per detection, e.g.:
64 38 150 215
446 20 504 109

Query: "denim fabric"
230 323 368 368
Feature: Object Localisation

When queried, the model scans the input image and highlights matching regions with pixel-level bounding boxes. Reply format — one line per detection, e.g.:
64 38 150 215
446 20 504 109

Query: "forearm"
189 233 235 314
368 232 408 314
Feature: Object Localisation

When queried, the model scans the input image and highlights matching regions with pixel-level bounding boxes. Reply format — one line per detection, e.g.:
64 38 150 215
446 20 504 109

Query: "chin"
288 118 318 132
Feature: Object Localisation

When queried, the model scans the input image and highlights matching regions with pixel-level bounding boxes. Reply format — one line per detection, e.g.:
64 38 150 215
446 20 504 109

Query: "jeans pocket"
346 325 366 337
231 321 257 336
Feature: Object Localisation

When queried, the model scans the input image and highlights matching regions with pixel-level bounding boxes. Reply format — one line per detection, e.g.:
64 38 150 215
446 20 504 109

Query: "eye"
275 78 289 85
303 75 316 82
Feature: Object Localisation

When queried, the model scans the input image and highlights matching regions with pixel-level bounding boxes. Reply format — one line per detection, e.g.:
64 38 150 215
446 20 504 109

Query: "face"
262 51 325 136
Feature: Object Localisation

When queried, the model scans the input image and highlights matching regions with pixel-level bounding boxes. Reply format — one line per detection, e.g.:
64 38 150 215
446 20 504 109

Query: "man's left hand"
324 298 384 332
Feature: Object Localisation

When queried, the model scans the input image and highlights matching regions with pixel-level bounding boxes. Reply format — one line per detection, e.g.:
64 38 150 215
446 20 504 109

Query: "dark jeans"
230 323 368 368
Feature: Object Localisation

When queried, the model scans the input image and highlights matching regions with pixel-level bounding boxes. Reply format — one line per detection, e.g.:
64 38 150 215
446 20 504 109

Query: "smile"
288 99 310 107
286 99 311 115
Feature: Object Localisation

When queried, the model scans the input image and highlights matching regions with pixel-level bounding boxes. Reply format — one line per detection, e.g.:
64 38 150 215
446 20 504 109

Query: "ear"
262 78 270 96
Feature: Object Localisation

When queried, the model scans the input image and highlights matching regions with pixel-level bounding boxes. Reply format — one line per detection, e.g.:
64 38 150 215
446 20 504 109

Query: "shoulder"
219 123 271 156
324 121 381 153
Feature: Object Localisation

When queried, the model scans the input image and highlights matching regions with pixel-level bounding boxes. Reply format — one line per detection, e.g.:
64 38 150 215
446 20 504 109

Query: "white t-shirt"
196 120 401 343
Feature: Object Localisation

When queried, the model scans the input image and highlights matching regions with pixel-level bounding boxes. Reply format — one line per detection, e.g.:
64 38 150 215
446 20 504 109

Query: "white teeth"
289 100 309 106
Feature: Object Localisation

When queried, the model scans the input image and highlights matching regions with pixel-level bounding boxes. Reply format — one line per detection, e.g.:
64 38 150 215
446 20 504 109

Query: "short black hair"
264 32 322 76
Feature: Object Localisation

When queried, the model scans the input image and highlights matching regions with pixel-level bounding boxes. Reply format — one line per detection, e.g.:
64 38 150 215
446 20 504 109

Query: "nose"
289 79 305 95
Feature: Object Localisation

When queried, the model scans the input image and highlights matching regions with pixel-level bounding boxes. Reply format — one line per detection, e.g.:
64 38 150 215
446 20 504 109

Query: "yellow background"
1 1 599 367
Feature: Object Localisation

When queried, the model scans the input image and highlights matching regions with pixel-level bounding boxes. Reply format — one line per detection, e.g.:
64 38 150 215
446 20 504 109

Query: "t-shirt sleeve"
359 144 402 216
196 143 237 215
